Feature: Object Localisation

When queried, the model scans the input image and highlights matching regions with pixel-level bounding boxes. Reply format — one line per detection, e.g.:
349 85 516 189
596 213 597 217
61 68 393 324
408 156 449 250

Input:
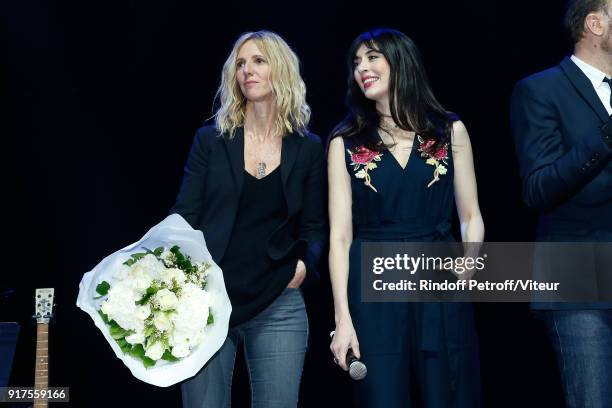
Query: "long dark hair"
330 28 455 152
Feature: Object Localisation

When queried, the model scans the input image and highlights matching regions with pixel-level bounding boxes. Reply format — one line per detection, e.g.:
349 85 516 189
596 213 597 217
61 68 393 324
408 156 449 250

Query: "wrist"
334 311 352 325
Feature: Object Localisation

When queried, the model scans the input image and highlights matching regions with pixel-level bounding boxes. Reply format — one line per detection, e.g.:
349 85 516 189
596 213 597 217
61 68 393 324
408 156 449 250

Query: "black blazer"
511 57 612 309
511 57 612 237
170 125 327 288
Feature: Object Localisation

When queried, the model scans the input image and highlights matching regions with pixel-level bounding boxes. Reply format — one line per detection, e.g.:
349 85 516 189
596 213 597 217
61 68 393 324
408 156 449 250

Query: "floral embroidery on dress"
417 136 449 188
347 146 383 192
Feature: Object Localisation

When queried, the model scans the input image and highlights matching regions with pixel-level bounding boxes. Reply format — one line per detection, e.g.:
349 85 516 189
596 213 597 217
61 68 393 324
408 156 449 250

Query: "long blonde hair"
214 31 311 138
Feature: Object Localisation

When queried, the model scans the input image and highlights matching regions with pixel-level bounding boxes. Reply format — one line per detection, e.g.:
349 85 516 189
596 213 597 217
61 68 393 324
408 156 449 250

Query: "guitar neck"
34 323 49 408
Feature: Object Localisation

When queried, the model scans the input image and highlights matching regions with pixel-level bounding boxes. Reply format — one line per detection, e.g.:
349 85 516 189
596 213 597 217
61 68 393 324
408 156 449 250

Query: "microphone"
346 349 367 380
330 331 367 380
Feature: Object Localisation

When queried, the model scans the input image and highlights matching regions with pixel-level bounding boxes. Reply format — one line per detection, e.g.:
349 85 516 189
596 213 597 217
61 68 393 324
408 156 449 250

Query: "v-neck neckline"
377 130 418 171
244 165 281 181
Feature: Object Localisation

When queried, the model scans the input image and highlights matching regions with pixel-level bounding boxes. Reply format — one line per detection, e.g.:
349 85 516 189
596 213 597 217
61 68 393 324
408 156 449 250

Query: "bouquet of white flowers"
77 214 231 387
96 244 214 364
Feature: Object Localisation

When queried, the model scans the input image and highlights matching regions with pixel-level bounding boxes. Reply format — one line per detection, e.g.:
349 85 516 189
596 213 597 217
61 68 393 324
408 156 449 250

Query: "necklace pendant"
256 162 267 178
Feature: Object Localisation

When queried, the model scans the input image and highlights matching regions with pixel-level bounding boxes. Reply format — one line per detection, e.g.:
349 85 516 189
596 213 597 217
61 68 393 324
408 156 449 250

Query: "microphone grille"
349 360 367 380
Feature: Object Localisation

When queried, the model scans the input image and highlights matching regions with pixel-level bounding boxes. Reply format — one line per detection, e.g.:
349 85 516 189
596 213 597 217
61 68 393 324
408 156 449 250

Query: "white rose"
100 300 113 316
135 304 151 320
155 288 178 311
127 265 154 292
153 312 172 331
116 264 131 280
101 282 144 332
139 254 165 279
160 250 175 263
171 342 190 358
171 284 211 344
125 330 145 345
162 268 186 286
144 342 164 361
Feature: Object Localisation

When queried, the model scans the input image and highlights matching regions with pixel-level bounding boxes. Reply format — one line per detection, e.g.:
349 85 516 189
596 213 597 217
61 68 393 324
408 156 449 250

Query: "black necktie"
604 77 612 108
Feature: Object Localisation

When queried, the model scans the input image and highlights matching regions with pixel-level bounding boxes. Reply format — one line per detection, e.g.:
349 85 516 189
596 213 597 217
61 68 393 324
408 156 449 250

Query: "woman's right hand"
330 318 360 371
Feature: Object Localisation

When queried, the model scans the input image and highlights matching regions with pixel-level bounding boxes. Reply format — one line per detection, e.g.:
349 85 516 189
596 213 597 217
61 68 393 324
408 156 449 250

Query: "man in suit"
511 1 612 406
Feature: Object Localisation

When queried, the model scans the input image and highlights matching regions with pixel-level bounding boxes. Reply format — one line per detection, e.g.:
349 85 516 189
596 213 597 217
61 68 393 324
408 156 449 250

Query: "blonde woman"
171 31 326 407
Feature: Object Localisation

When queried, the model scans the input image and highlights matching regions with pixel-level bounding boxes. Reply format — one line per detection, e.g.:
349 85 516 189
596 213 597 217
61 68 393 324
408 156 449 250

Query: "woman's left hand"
287 259 306 288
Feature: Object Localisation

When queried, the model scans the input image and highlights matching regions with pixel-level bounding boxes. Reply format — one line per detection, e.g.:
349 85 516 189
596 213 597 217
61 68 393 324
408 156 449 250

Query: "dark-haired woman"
328 28 484 407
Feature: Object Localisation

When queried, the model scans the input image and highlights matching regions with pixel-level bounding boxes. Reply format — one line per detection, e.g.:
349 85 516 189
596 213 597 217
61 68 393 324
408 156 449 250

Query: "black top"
218 167 296 327
171 126 327 291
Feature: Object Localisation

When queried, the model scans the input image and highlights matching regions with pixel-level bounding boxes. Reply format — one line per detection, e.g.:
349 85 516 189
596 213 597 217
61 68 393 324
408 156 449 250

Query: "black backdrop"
4 1 570 406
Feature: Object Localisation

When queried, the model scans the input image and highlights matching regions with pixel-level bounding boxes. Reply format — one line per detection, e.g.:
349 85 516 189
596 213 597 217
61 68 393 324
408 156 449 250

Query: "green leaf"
171 248 185 263
123 252 146 266
144 324 156 338
129 344 145 359
169 245 201 275
96 281 110 296
135 286 159 306
207 312 214 325
110 325 133 340
109 326 125 339
142 246 164 257
142 357 156 368
129 344 157 368
162 349 179 362
98 310 111 325
117 337 132 353
131 253 146 261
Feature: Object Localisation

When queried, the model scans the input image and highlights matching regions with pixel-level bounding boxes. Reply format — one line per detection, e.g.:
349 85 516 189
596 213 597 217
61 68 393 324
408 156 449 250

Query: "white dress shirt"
571 55 612 115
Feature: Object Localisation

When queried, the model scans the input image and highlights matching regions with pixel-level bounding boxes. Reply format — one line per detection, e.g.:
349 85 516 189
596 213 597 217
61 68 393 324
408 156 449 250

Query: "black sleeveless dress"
344 126 481 407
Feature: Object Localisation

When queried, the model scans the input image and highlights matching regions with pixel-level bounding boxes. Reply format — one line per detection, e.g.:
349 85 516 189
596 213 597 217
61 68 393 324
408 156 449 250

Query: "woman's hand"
442 256 478 281
446 259 477 281
287 259 306 288
330 318 360 371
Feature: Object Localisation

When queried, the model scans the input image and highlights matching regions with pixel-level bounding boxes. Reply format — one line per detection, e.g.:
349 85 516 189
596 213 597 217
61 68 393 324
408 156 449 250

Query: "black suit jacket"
511 57 612 309
171 125 327 288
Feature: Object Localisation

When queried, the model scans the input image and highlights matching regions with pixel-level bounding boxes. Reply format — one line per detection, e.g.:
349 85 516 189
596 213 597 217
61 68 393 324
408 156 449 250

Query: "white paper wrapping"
76 213 232 387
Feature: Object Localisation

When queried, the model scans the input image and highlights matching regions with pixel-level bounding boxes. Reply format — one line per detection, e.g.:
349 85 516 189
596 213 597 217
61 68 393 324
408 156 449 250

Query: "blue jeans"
544 310 612 408
181 288 308 408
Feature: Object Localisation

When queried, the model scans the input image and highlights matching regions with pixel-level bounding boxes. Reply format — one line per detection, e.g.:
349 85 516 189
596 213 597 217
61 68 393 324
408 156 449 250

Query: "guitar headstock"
34 288 55 324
